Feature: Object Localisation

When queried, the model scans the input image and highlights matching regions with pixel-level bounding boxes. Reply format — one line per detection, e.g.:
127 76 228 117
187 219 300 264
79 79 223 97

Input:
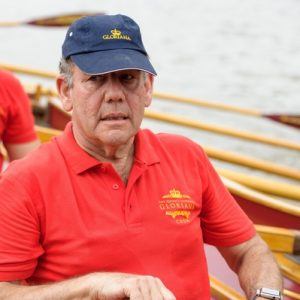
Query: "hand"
87 272 176 300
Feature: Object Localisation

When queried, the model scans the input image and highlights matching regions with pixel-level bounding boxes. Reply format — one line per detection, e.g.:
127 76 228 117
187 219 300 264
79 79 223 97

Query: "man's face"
60 65 153 148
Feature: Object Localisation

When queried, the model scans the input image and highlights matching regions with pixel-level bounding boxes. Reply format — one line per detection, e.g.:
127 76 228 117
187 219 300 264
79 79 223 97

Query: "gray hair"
58 57 149 87
59 57 74 88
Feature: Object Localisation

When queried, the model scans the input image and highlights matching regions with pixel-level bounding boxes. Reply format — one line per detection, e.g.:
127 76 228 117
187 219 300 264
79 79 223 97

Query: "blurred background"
0 0 299 172
1 1 299 296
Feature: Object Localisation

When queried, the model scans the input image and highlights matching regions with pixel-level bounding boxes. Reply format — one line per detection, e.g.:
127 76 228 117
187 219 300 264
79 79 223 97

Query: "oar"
274 252 300 285
22 84 300 151
209 275 245 300
153 92 300 130
255 224 300 254
0 12 104 27
0 62 57 78
1 62 299 129
145 110 300 151
218 167 300 201
222 177 300 219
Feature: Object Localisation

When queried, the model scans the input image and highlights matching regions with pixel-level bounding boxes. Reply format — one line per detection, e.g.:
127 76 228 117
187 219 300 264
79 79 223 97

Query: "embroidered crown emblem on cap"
103 28 132 41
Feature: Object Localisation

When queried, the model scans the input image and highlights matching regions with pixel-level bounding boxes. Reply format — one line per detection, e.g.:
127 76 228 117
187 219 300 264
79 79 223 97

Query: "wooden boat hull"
234 193 300 229
223 178 300 230
48 100 70 130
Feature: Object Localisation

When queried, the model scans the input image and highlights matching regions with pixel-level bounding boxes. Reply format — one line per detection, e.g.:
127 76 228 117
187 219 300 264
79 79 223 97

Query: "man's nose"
103 78 125 103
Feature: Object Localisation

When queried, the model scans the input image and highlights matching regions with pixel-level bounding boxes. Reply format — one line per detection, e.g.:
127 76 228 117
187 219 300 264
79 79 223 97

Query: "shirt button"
112 184 119 190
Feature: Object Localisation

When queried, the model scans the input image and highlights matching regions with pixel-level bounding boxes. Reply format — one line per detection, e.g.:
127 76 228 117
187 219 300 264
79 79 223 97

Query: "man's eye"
88 75 97 81
88 75 104 82
121 74 134 81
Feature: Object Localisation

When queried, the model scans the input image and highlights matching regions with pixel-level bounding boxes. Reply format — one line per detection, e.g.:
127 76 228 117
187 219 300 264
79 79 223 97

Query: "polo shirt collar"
134 129 160 166
56 123 160 174
56 122 102 174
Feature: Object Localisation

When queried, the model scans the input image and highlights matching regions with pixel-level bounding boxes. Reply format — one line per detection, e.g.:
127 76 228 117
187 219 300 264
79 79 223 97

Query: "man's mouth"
101 113 128 121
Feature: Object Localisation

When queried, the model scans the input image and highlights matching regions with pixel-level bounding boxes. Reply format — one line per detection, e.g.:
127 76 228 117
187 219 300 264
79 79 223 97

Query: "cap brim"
71 49 157 76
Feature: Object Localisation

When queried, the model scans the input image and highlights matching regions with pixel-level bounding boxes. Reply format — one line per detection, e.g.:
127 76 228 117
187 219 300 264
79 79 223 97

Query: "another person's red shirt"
0 123 255 299
0 69 37 169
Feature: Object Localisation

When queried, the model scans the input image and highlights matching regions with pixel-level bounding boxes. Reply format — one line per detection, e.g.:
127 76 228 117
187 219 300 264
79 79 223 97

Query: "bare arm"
218 233 282 300
4 139 40 161
0 272 176 300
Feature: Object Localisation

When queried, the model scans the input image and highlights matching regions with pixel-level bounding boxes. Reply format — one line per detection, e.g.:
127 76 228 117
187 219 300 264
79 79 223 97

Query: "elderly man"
0 14 282 300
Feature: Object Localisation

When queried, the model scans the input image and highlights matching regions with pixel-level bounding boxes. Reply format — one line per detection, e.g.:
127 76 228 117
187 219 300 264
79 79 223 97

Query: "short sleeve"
1 72 37 144
0 172 44 281
199 150 255 246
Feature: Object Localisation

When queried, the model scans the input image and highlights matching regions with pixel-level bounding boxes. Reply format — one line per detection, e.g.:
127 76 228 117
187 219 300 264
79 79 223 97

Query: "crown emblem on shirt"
162 188 190 199
102 28 131 40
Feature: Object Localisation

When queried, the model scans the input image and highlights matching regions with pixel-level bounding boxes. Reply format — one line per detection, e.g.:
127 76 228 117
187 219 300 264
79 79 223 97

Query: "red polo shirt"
0 70 37 169
0 122 255 299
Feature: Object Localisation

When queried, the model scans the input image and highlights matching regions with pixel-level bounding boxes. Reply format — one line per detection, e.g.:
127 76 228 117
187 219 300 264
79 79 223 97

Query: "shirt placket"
124 162 148 230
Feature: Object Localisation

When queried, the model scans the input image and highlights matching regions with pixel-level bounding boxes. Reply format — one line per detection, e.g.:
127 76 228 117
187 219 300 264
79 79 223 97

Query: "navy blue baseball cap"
62 14 157 76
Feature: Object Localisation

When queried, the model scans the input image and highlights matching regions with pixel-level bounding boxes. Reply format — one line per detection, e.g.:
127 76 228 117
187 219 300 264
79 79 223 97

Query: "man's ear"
56 75 73 112
144 74 154 107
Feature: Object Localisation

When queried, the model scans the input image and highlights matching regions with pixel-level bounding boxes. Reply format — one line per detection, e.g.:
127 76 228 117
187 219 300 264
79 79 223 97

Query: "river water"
0 0 300 175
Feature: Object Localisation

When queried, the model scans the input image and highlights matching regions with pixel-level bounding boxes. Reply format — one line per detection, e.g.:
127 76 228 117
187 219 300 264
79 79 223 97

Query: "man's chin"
99 131 133 146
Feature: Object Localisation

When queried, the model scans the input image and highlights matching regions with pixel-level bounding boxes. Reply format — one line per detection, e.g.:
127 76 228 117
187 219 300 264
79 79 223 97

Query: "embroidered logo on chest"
159 188 196 224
